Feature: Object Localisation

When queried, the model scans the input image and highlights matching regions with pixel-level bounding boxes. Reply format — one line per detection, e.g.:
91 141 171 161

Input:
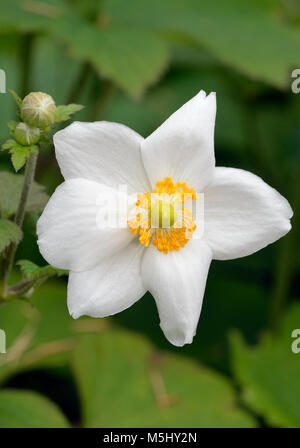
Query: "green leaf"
0 219 22 252
10 144 32 172
55 104 84 123
0 390 70 428
52 21 169 98
231 304 300 428
2 140 38 171
9 261 67 296
1 139 16 150
17 259 67 281
0 280 76 382
0 3 168 97
2 0 300 90
0 1 52 33
0 171 49 218
104 0 300 89
72 330 255 427
8 88 22 109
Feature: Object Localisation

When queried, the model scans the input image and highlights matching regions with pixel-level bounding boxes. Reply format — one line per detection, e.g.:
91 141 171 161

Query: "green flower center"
151 199 175 228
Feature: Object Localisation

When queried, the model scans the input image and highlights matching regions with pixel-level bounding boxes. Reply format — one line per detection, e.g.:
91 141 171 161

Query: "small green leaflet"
0 219 23 253
13 260 68 297
11 146 31 172
1 139 15 150
55 104 84 123
17 260 68 281
1 139 38 172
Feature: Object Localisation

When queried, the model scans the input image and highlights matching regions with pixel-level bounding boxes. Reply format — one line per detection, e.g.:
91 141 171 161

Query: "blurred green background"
0 0 300 428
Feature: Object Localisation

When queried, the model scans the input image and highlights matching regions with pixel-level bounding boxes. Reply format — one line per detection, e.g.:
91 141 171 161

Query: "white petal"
54 121 150 193
68 241 146 318
141 90 216 191
141 240 212 346
37 178 135 271
204 167 293 260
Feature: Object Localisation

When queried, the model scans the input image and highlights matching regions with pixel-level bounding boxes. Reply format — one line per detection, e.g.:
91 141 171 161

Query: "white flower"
37 91 293 347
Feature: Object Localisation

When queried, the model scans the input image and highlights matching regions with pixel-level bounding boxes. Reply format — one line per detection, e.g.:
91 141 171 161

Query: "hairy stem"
3 152 38 293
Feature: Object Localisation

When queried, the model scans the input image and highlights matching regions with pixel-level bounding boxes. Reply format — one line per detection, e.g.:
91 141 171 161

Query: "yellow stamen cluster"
153 178 197 200
128 177 197 254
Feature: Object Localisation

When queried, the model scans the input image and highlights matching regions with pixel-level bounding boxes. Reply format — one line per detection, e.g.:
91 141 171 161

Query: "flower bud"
21 92 56 129
14 122 40 146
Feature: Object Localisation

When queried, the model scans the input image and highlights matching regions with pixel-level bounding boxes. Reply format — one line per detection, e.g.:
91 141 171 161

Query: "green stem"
20 33 35 98
65 62 91 105
3 151 38 294
243 100 281 188
269 171 300 331
88 79 116 121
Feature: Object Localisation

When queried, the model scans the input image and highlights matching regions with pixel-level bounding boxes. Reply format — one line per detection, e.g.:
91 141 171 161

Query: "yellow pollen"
128 177 197 254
